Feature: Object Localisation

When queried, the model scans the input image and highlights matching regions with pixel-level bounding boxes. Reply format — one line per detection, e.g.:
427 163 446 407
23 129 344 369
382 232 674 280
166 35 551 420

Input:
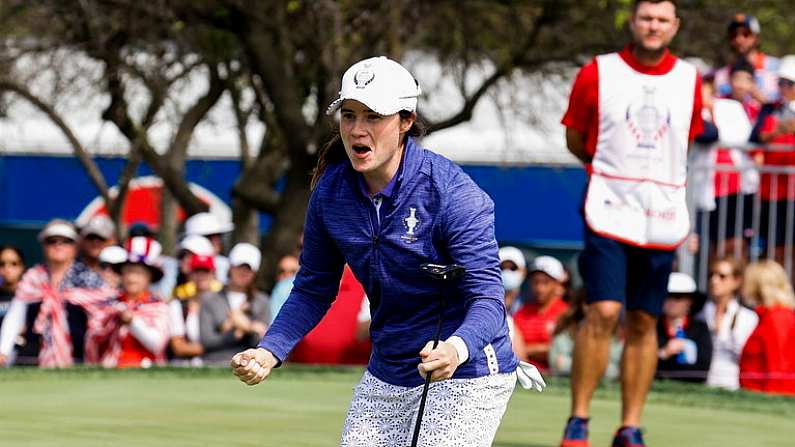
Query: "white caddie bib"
584 52 696 249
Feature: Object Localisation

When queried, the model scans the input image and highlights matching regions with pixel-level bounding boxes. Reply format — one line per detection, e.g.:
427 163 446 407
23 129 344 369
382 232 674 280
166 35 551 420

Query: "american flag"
15 265 115 368
84 294 170 368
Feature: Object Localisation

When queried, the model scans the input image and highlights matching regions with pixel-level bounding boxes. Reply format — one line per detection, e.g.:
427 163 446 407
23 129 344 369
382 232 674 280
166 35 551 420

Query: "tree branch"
0 79 111 203
426 7 552 134
101 62 208 215
169 64 225 162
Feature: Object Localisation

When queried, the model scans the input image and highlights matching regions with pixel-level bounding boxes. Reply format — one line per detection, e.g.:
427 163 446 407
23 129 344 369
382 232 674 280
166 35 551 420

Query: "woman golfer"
232 56 540 446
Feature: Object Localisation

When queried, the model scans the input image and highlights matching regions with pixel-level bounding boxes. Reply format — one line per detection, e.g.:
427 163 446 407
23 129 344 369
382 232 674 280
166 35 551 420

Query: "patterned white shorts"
339 370 516 447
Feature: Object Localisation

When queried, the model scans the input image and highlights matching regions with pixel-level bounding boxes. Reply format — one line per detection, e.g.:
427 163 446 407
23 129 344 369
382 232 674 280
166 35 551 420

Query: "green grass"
1 366 794 446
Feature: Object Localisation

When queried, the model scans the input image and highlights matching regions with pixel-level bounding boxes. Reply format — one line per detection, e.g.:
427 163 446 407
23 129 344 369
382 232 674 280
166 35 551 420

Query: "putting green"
1 366 793 446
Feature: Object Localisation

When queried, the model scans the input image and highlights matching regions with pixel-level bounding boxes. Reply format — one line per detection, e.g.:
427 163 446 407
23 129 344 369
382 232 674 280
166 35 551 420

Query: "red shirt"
117 333 158 368
758 110 795 200
116 293 167 368
513 296 569 369
562 45 703 166
739 305 795 396
290 266 371 365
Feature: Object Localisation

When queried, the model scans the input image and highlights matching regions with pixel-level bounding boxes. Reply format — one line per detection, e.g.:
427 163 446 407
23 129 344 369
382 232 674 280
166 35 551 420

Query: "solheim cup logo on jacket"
401 207 420 243
626 85 671 149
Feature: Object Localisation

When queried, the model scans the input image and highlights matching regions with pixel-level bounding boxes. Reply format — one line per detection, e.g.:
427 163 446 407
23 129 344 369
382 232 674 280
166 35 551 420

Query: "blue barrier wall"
0 155 587 248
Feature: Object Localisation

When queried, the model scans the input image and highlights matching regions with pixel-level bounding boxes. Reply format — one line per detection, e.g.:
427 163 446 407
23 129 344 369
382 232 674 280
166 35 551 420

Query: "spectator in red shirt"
513 256 569 370
692 61 760 258
85 237 170 368
750 56 795 267
290 265 370 365
738 260 795 396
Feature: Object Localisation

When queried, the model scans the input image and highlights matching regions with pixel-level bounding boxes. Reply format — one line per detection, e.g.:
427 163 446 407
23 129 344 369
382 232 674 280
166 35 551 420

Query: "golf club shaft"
409 298 445 447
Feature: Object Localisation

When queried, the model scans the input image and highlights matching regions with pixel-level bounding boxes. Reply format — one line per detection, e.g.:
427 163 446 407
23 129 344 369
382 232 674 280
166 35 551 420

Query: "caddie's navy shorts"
578 227 675 317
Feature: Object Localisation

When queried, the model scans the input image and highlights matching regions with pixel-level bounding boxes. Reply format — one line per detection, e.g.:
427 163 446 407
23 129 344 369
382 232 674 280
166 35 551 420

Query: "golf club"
409 263 466 447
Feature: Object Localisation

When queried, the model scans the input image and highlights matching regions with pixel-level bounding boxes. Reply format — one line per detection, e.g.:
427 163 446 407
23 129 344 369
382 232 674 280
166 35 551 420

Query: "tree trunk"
231 196 260 246
159 187 179 256
256 166 311 292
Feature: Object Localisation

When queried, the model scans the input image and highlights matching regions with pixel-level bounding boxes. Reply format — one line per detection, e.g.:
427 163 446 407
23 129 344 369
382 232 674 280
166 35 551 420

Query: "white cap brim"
325 95 417 116
38 223 78 242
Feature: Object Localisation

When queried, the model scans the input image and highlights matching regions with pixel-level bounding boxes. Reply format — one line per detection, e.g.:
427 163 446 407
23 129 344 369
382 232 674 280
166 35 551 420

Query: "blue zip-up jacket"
259 137 518 387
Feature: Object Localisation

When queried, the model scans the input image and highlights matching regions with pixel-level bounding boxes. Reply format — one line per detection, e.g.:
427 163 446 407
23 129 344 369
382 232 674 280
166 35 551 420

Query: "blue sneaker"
612 426 646 447
560 416 590 447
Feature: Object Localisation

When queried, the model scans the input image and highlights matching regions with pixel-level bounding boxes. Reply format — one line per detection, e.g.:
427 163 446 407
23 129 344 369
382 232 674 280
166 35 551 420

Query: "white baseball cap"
38 219 78 242
179 234 215 256
498 246 527 270
99 245 128 265
326 56 422 116
778 55 795 83
668 272 697 294
530 256 566 282
80 215 115 240
183 212 233 237
229 243 261 271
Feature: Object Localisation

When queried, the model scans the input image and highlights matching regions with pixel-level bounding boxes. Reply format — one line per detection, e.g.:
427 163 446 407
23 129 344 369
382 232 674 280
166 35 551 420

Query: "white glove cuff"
446 336 469 364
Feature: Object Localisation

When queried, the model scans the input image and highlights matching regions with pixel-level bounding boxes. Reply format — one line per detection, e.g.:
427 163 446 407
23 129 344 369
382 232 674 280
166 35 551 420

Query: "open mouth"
352 145 372 155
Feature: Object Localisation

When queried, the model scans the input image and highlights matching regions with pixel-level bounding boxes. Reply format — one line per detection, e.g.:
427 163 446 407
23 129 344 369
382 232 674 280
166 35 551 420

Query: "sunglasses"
84 234 108 242
709 271 733 280
500 262 519 271
778 79 795 88
44 238 75 246
729 29 752 39
277 268 298 276
0 260 21 268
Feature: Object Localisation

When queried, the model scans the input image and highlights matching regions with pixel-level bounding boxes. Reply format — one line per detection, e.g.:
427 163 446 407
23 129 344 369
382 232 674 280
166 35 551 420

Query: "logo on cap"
353 68 375 89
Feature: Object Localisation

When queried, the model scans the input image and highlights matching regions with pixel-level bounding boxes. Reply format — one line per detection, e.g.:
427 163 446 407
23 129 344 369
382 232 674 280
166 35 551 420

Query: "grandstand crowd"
0 12 794 399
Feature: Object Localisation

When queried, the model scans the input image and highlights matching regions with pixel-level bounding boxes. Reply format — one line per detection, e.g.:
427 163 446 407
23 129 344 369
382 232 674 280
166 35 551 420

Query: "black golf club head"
420 263 466 281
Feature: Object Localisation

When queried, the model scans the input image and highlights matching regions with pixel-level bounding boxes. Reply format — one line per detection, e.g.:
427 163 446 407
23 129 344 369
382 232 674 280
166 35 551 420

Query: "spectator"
498 246 528 357
183 212 233 283
692 62 759 257
0 246 25 328
549 290 623 380
512 255 569 370
696 256 758 390
161 234 221 300
97 245 127 290
85 237 170 368
0 219 108 367
290 265 370 365
269 254 300 321
128 222 156 239
656 272 713 383
275 254 299 282
167 254 214 365
200 243 270 365
739 260 795 396
750 56 795 266
714 14 780 103
78 215 116 274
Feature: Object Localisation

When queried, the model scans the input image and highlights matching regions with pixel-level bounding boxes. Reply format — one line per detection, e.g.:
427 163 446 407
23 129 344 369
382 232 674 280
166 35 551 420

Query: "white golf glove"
516 361 546 392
